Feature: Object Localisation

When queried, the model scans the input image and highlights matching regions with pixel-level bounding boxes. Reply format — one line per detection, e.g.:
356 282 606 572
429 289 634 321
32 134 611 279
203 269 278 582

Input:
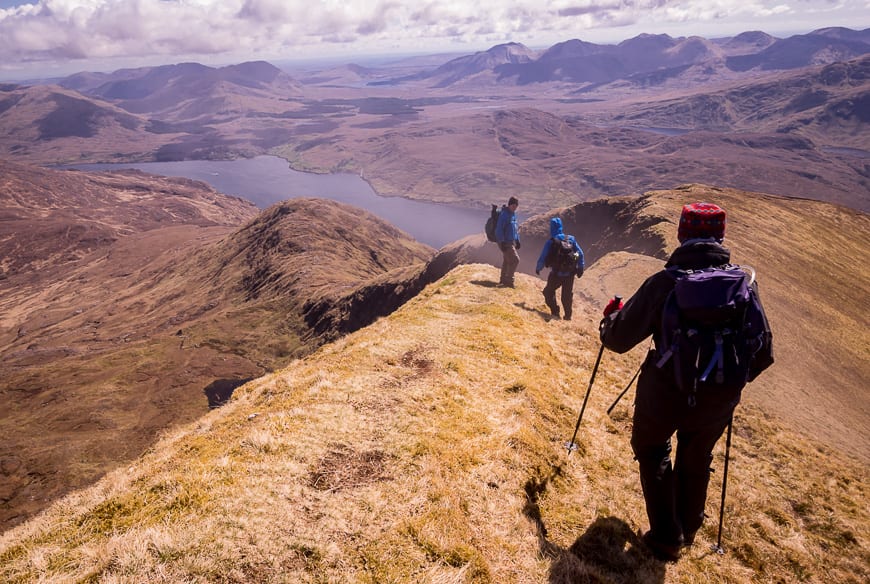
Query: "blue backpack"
656 265 773 402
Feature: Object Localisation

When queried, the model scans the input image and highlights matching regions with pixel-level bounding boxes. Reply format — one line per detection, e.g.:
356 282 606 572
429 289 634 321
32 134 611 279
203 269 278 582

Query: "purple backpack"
656 265 773 402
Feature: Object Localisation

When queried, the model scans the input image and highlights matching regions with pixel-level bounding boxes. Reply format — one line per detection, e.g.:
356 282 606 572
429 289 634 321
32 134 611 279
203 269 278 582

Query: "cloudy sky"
1 0 868 80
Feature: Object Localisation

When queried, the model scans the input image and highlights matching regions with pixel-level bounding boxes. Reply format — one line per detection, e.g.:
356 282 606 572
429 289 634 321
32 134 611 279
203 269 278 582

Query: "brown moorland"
1 47 867 213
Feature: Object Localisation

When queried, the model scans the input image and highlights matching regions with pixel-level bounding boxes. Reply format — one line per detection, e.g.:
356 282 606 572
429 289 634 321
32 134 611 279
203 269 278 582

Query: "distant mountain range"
0 27 867 212
22 27 864 98
374 27 870 88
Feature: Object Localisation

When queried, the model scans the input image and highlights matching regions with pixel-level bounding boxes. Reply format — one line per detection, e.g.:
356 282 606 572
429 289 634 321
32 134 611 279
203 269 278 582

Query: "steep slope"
430 185 870 463
0 164 433 530
0 263 865 583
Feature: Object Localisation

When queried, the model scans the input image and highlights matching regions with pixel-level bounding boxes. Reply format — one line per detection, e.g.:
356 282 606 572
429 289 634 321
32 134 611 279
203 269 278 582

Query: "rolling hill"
60 61 302 120
0 85 167 163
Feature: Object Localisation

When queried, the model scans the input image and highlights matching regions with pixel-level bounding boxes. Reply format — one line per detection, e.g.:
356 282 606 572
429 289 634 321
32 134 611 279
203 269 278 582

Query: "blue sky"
1 1 868 80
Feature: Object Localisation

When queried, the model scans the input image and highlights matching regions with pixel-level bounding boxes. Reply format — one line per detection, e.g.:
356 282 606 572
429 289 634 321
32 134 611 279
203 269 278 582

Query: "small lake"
822 146 870 158
67 156 492 249
629 126 692 136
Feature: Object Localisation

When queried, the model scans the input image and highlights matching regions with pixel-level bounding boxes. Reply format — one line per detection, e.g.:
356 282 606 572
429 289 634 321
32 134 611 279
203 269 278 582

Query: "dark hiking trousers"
542 271 575 318
500 242 520 286
630 358 741 546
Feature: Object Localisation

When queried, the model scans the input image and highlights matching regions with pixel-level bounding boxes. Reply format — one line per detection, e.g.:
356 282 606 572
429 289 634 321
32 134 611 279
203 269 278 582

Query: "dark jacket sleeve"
600 271 671 354
747 281 774 381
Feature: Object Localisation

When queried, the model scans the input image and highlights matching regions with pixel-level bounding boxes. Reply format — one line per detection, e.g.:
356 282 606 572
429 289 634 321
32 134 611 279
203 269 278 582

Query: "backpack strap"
700 331 726 384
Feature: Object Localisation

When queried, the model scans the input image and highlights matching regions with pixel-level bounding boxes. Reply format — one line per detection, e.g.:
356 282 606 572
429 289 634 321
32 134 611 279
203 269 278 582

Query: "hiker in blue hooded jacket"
598 202 773 562
535 217 585 320
496 196 521 287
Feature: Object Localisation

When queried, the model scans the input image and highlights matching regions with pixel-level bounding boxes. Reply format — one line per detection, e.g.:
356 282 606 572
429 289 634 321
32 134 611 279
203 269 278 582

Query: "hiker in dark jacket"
496 196 521 287
599 202 772 562
535 217 585 320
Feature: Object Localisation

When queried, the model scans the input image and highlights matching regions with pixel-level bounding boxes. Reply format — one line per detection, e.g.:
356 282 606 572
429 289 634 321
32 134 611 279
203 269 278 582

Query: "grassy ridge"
2 264 866 583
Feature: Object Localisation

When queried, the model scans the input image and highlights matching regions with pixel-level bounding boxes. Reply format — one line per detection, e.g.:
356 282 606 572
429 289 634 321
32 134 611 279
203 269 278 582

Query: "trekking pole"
566 295 621 454
712 416 734 555
606 363 641 416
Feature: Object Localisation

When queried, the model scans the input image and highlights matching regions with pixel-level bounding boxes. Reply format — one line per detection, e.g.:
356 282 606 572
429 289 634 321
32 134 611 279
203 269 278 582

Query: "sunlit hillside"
1 263 866 583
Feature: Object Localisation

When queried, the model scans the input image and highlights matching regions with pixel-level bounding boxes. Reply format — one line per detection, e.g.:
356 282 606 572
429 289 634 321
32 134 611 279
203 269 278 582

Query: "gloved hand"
515 240 521 250
535 269 541 276
576 267 584 279
603 297 623 317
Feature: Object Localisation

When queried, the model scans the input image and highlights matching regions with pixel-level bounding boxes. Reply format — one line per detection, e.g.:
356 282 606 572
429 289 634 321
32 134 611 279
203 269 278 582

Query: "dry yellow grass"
1 263 866 583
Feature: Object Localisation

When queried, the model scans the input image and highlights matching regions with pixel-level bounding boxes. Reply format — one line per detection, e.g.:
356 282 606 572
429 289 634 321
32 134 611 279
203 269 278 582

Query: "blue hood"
549 217 564 238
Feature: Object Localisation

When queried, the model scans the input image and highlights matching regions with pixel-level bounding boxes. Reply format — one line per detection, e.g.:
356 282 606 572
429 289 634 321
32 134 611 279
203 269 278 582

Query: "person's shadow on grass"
514 301 556 322
523 470 666 583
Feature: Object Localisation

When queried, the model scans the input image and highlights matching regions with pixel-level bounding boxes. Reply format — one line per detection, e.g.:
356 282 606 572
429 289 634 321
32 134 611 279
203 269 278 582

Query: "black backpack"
655 265 773 403
485 204 499 242
545 236 580 272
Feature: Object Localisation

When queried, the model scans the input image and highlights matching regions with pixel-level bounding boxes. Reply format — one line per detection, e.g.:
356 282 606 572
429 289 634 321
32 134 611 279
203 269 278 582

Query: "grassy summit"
1 263 866 583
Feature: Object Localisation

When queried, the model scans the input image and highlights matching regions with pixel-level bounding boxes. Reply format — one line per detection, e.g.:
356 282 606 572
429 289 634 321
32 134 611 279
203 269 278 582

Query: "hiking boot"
642 531 682 562
682 531 697 547
563 313 572 321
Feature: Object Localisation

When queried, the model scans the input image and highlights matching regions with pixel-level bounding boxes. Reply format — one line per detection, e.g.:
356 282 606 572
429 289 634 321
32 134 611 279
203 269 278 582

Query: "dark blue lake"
67 155 491 249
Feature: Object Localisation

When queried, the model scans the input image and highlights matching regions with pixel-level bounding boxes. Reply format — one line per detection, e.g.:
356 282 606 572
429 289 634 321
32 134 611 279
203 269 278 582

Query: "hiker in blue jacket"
496 196 521 287
535 217 585 320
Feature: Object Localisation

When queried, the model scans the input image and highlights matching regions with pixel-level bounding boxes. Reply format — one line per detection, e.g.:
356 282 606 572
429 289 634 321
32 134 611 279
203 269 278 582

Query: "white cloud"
0 0 867 78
